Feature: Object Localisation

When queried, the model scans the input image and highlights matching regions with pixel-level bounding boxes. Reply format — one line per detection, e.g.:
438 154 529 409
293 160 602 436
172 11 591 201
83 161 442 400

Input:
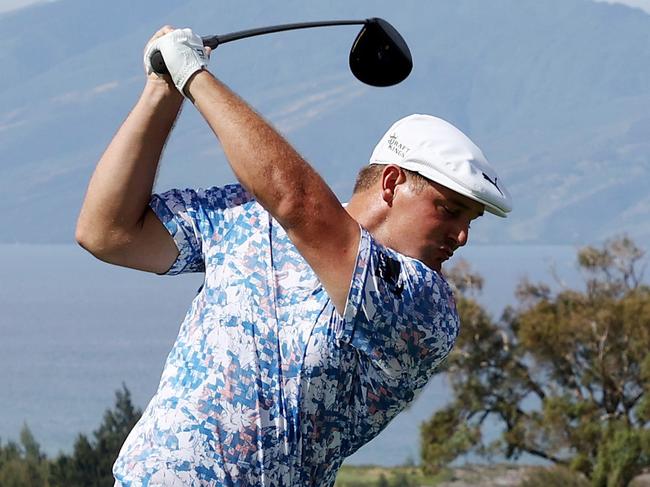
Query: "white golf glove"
144 28 209 95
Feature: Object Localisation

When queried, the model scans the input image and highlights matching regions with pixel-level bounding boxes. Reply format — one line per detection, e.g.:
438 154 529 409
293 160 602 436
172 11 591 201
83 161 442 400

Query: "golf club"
150 18 412 87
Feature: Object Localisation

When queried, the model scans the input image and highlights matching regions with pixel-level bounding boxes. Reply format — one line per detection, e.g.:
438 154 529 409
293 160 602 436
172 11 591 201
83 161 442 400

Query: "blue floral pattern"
113 184 459 486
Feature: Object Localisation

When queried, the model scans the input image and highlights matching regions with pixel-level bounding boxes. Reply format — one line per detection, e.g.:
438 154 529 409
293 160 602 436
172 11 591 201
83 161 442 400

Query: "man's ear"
380 165 407 206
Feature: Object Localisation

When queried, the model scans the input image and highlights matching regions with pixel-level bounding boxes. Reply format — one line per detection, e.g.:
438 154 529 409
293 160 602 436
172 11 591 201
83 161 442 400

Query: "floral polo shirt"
112 184 459 487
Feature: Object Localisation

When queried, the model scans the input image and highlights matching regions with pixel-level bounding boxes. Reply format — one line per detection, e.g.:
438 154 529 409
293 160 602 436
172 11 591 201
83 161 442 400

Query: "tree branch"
514 360 546 400
520 445 568 466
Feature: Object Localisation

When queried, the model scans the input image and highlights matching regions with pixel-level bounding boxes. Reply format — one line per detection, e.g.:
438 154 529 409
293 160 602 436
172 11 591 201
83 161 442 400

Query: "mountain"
1 0 649 245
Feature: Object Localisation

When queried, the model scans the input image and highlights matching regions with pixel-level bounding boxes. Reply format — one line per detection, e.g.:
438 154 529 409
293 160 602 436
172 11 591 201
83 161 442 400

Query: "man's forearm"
76 81 183 251
185 70 341 230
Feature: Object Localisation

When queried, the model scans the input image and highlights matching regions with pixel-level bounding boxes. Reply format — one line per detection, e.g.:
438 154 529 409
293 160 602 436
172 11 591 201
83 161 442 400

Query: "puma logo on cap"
482 172 503 196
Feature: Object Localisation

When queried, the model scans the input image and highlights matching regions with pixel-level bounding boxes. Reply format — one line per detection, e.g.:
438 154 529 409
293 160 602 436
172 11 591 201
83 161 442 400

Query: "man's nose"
457 227 469 247
450 222 470 248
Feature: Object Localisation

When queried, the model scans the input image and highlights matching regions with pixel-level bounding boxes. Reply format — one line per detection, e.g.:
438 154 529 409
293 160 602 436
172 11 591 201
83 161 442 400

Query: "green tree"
0 424 49 486
377 473 390 487
521 465 590 487
421 237 650 486
50 384 142 487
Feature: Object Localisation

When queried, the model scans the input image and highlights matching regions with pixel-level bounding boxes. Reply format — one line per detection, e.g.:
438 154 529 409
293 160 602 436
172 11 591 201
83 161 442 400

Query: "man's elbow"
75 222 99 255
75 218 131 262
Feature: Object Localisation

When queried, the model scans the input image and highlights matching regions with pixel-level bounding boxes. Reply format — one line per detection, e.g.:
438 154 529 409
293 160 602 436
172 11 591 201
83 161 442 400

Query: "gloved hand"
144 27 209 96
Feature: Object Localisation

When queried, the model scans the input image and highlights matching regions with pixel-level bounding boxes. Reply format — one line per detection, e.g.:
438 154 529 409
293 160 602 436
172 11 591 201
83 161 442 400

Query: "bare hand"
143 26 176 88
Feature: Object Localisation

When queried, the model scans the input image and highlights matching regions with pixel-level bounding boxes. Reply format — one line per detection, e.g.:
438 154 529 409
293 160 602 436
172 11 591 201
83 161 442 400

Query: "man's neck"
345 191 386 237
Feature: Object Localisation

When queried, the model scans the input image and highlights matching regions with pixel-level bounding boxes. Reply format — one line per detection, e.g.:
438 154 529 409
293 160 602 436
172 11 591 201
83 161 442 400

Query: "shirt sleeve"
333 227 460 444
149 184 254 275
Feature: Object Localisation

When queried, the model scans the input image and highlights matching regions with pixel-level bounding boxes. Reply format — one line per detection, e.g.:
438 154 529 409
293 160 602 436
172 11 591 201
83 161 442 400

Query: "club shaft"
202 19 367 48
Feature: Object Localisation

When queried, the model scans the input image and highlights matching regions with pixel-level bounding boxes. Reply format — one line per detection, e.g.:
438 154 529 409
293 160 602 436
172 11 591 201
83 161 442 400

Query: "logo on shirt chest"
375 254 404 297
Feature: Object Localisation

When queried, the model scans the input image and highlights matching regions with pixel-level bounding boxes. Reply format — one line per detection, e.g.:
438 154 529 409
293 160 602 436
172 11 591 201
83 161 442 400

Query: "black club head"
349 18 413 87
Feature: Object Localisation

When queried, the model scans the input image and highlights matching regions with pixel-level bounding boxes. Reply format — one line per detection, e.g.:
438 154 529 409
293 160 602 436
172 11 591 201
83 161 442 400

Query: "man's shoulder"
196 183 256 208
153 183 261 217
360 229 456 311
364 230 442 281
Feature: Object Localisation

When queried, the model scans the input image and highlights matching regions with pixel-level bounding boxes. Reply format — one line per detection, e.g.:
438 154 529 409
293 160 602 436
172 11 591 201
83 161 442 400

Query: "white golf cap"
369 114 512 217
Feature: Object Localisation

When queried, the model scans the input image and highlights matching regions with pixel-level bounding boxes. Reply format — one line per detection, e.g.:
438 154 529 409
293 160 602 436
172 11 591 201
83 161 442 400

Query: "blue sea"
0 243 583 465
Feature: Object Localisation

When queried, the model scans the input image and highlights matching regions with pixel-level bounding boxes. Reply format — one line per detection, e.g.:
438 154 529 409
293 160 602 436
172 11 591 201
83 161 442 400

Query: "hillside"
1 0 649 244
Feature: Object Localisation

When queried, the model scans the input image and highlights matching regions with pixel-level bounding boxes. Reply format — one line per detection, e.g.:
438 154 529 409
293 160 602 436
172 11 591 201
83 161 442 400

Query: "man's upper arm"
120 184 253 276
110 207 180 274
337 237 460 384
320 233 460 447
284 200 361 314
330 235 459 458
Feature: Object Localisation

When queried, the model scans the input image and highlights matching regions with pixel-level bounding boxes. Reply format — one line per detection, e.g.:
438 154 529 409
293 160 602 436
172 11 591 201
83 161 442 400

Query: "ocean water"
0 243 582 465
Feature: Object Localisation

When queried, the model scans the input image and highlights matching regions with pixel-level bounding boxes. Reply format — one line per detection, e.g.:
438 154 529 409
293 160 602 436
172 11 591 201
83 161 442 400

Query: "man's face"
380 171 485 272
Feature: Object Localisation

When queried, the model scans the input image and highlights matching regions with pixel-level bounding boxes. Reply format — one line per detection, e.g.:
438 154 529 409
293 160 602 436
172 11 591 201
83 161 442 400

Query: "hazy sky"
2 0 650 15
595 0 650 11
0 0 56 14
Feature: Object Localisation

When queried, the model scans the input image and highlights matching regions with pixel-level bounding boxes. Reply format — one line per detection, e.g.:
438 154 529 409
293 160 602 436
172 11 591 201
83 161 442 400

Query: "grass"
334 465 453 486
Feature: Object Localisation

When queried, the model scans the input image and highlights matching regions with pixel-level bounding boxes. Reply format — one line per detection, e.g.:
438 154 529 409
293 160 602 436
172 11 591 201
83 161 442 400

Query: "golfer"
76 27 511 486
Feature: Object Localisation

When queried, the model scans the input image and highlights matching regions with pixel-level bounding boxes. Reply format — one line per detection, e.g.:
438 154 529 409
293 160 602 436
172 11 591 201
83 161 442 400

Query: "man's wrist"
142 78 184 107
184 69 215 103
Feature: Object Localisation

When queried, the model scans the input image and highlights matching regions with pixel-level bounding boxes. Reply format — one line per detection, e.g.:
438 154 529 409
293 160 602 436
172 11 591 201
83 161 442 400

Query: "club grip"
150 50 169 75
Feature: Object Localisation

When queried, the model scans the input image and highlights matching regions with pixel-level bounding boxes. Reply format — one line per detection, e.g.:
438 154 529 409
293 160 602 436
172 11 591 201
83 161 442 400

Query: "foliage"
334 465 443 486
0 385 141 487
50 384 142 487
592 427 650 487
0 424 49 487
421 236 650 486
521 466 591 487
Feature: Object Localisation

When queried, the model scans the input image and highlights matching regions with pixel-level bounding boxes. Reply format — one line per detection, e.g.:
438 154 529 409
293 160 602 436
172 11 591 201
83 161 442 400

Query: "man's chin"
437 254 454 272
